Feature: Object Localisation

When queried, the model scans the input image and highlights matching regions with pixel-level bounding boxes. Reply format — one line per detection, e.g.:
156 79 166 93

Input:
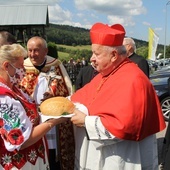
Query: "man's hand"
71 109 86 127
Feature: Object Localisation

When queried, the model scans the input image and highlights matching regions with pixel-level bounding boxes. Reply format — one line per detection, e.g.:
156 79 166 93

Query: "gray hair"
27 36 47 48
123 37 136 52
104 45 127 56
0 44 27 65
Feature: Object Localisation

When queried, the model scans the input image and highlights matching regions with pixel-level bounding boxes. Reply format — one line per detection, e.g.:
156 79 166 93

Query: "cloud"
73 0 146 28
74 0 146 16
143 22 151 26
153 28 161 38
142 23 162 32
107 16 135 26
154 27 162 32
0 0 147 29
49 4 72 23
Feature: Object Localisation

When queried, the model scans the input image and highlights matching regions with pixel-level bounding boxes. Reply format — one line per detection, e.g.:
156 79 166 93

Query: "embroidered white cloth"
73 103 158 170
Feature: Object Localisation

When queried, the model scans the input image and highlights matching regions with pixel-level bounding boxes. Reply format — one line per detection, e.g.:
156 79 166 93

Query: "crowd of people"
62 57 89 85
0 21 168 170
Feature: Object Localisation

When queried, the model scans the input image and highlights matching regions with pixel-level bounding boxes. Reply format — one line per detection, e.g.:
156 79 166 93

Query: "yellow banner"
148 27 159 60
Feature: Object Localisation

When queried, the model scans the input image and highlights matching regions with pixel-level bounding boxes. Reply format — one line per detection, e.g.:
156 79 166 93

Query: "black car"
150 68 170 121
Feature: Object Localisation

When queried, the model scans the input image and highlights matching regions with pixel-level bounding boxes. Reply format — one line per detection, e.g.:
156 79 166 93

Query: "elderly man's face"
27 39 48 66
90 44 115 76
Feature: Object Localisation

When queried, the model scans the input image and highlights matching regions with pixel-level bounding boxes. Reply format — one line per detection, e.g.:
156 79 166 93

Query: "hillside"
46 23 90 46
45 23 165 59
46 23 164 47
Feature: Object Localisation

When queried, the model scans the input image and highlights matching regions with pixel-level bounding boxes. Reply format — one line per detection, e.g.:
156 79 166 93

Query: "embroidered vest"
0 87 46 170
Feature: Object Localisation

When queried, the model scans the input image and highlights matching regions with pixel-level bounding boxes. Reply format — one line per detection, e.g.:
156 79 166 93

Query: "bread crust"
40 97 75 116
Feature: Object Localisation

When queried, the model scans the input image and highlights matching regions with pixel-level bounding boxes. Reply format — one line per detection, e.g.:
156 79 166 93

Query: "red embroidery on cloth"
12 152 26 169
0 87 46 169
20 71 39 95
20 64 75 170
0 128 8 142
0 118 4 127
20 66 69 97
8 129 24 145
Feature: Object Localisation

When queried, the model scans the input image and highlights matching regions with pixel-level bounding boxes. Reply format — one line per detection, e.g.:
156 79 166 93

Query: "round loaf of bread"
40 97 75 116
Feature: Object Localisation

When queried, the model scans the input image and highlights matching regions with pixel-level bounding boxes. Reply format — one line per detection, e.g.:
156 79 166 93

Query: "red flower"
8 129 24 145
0 118 4 127
0 128 8 141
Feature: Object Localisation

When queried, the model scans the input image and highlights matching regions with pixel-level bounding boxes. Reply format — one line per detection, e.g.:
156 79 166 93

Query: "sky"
0 0 170 45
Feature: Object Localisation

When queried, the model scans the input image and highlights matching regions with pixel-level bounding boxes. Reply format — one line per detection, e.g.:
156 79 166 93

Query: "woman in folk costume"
0 44 66 170
20 36 74 170
70 23 166 170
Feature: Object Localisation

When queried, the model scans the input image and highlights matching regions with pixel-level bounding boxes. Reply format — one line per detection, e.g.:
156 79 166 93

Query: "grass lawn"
58 44 92 61
58 51 70 61
57 44 91 51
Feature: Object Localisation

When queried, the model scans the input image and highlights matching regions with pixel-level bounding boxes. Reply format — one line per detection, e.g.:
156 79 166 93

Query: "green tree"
47 42 58 58
136 46 148 59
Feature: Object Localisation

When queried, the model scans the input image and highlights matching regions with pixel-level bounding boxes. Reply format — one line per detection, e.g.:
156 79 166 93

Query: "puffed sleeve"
0 95 33 151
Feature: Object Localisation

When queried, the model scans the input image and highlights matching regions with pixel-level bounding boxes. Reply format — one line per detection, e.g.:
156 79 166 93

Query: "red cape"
71 59 166 141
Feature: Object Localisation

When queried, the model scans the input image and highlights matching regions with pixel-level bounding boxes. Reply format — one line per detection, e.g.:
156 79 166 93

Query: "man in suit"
75 63 98 90
123 37 150 77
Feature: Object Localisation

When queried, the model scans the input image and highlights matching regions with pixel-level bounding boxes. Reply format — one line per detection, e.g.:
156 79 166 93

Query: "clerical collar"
34 58 47 71
128 52 134 58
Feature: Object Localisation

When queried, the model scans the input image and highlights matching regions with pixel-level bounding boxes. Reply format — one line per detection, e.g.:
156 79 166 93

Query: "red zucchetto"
90 23 126 46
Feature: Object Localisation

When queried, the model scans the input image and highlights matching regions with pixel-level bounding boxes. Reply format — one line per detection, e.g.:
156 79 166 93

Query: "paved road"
156 122 168 170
